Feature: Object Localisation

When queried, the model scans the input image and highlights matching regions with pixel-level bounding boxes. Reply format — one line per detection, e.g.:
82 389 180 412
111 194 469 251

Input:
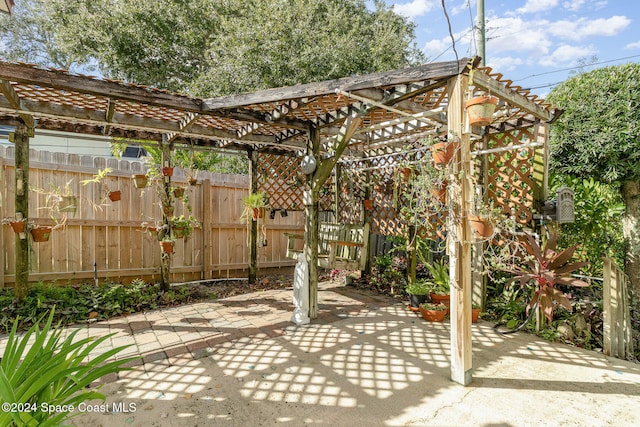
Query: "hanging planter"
465 95 498 126
9 220 26 234
188 178 197 186
172 187 185 198
163 205 175 217
161 166 174 177
252 207 264 220
363 199 374 211
173 226 186 238
400 167 413 183
107 190 121 202
159 240 175 253
132 174 148 189
430 181 448 203
430 141 458 165
31 226 52 242
468 214 494 238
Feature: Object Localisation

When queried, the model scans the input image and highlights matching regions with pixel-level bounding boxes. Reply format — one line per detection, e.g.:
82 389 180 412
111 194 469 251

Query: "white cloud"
391 0 437 19
547 16 631 40
562 0 586 12
538 44 596 67
485 56 524 73
625 41 640 50
485 17 553 58
516 0 559 14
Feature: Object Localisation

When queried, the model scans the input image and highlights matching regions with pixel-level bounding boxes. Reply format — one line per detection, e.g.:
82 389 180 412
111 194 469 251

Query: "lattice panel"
257 153 335 211
338 150 447 240
257 154 304 211
485 129 536 224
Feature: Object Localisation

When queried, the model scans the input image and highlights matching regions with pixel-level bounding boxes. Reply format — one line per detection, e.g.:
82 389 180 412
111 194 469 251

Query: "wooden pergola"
0 57 558 384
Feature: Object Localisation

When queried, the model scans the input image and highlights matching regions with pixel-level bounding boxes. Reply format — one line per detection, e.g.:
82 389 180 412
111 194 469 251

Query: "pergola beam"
470 70 551 122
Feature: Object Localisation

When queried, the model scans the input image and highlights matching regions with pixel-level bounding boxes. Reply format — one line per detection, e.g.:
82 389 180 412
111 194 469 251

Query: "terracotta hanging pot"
172 187 185 198
173 226 186 238
465 95 498 126
363 199 374 211
430 181 448 203
468 214 494 238
132 174 148 189
108 190 121 202
9 220 26 234
430 141 458 165
159 240 175 253
252 207 264 220
161 166 174 177
400 167 413 182
31 226 52 242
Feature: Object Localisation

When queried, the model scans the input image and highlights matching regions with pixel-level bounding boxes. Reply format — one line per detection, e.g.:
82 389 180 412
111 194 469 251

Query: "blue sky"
382 0 640 96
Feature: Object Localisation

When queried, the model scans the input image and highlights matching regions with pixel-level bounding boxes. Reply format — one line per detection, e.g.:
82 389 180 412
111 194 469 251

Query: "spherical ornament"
300 154 317 175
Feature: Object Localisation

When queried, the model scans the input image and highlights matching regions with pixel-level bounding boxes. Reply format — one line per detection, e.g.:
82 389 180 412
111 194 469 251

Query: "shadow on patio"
68 281 640 426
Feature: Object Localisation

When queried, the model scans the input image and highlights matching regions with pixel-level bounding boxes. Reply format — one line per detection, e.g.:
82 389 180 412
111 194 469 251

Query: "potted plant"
132 173 148 189
30 225 53 242
159 236 176 254
172 186 185 199
405 280 430 311
419 302 448 322
472 305 482 323
504 233 588 323
430 139 458 166
170 215 200 238
242 191 270 221
465 94 499 126
426 258 450 308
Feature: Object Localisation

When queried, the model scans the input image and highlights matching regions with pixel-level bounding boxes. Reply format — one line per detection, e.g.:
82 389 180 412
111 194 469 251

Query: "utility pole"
477 0 486 66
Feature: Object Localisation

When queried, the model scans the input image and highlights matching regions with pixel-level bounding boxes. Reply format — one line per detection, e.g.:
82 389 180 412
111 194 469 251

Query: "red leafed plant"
506 233 589 323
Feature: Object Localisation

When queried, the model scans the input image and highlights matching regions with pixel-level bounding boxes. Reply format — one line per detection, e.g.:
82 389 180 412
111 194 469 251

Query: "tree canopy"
548 62 640 288
1 0 424 96
547 63 640 186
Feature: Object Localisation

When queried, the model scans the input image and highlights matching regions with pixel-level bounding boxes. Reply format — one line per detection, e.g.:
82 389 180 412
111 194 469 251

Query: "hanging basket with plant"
31 225 52 242
430 140 458 166
132 173 148 189
465 95 499 126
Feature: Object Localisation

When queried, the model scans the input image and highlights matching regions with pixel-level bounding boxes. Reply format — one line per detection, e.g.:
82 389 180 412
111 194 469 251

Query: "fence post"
602 256 633 359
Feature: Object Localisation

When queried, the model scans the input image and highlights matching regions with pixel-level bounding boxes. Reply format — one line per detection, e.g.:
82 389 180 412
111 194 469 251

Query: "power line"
515 54 640 82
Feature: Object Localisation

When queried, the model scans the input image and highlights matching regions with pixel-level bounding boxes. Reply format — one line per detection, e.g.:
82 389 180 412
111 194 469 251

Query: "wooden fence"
602 257 634 359
0 146 303 286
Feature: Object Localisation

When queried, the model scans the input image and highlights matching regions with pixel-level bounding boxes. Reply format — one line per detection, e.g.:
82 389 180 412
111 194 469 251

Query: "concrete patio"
3 281 639 426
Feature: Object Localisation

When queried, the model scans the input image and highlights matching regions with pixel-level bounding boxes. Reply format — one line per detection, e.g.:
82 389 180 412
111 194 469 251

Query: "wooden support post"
448 75 473 386
407 225 417 285
159 138 172 291
202 178 213 280
334 162 341 223
248 149 258 284
306 126 321 319
13 124 30 298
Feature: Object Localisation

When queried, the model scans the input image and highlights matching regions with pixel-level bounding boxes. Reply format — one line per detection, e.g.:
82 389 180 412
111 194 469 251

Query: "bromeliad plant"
0 309 137 427
505 233 589 323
